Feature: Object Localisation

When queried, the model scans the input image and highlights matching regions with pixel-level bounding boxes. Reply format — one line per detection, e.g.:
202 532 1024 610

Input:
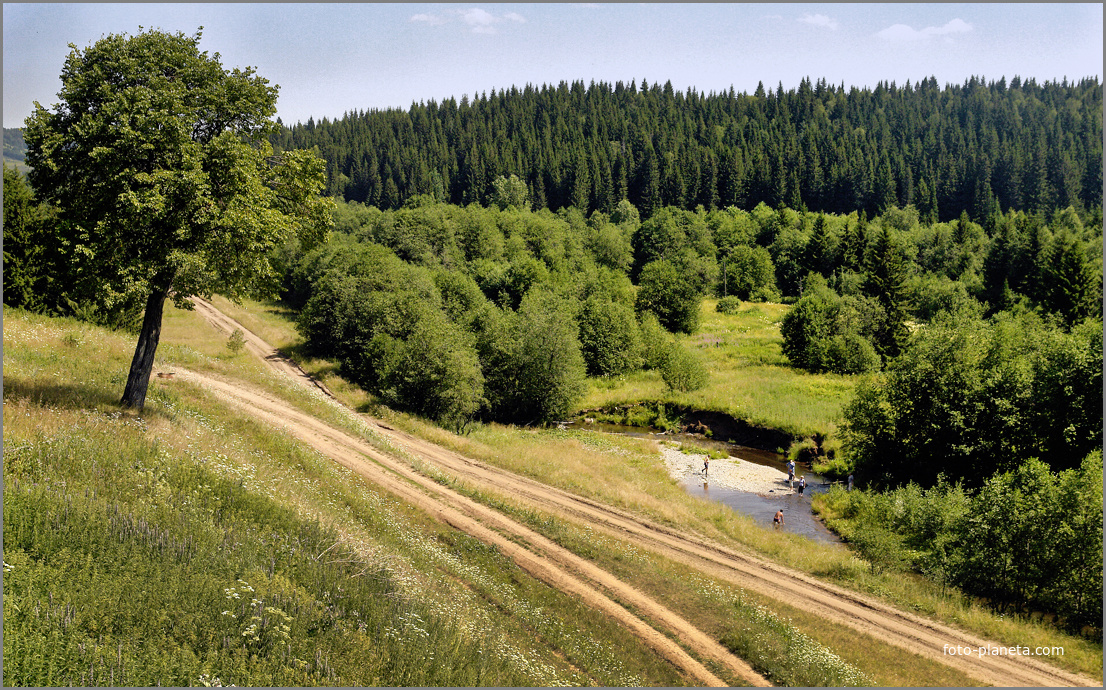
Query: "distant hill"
4 127 29 172
5 127 27 161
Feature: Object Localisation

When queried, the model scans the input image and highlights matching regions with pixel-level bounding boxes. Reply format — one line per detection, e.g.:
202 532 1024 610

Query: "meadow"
581 299 857 443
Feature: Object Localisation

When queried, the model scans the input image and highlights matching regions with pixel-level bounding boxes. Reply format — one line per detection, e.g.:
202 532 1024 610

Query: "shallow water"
680 475 842 545
577 421 843 545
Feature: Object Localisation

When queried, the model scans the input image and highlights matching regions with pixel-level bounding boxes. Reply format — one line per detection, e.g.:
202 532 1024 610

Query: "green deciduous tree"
577 296 643 377
660 342 708 392
24 28 332 411
490 174 530 211
503 290 588 422
634 259 701 334
842 312 1103 488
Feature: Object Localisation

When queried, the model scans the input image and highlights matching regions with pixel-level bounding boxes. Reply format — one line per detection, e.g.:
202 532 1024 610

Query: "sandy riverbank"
659 443 801 496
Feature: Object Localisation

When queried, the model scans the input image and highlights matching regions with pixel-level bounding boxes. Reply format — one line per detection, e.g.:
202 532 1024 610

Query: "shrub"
638 312 672 370
821 333 881 374
226 328 246 355
715 296 741 314
660 343 708 392
577 296 643 377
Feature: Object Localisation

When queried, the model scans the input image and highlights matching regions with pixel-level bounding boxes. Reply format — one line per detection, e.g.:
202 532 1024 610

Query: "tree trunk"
120 277 173 411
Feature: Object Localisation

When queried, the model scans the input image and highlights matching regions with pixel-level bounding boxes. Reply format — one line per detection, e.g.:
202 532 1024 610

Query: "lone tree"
25 28 332 411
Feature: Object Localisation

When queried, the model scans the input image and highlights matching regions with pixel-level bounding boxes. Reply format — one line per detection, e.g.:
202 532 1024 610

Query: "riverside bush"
659 343 708 392
814 453 1102 634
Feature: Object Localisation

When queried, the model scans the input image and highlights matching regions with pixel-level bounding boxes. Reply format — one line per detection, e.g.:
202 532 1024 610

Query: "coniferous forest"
272 76 1102 222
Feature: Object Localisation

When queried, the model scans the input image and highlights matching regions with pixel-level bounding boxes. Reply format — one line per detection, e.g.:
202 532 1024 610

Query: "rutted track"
187 298 1099 688
184 300 767 687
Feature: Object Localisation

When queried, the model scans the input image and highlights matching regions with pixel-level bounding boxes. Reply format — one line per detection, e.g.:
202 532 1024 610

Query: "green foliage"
490 174 530 210
843 311 1103 488
23 28 332 409
715 296 741 314
577 296 643 377
908 274 985 322
372 309 485 430
721 244 778 301
1039 227 1102 326
3 166 55 314
226 329 246 355
637 312 673 370
634 260 701 334
499 290 588 422
779 280 882 374
816 454 1103 634
659 343 708 392
273 77 1103 222
296 245 485 427
861 225 909 360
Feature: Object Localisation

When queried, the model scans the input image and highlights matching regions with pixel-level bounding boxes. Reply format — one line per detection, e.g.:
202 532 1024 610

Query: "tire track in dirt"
339 422 1100 687
186 298 1099 688
171 314 768 686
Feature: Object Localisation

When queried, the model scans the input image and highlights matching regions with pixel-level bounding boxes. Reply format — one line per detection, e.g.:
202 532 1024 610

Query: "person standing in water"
798 476 806 496
773 509 784 529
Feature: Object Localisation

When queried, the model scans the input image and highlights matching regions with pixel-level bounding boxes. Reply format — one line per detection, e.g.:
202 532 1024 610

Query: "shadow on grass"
4 375 169 421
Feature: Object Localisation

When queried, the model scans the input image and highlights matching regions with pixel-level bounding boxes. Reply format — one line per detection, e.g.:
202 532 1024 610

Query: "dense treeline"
272 76 1102 221
779 204 1103 376
283 196 710 427
843 311 1102 486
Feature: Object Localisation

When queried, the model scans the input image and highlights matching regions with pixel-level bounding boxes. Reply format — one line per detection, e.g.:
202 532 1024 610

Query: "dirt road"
184 300 767 686
185 298 1099 687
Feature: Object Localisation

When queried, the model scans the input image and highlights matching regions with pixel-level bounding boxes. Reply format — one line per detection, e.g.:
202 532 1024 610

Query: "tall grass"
3 309 691 686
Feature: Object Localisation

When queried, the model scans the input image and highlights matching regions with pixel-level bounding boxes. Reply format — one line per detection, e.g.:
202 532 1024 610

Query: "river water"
577 421 843 545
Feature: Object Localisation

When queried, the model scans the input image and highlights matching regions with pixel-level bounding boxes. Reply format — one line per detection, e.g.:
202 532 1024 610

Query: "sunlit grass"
581 299 856 438
2 308 692 687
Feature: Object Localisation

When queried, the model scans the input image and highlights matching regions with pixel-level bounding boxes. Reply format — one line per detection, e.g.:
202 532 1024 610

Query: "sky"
4 3 1103 128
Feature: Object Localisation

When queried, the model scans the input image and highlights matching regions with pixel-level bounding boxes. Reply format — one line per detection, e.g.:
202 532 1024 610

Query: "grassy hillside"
5 302 1099 685
2 309 688 686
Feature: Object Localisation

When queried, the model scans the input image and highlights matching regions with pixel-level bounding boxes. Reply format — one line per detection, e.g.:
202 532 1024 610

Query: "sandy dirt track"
184 298 1100 688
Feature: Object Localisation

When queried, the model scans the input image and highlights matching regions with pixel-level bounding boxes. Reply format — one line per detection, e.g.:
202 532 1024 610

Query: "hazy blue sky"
5 3 1102 128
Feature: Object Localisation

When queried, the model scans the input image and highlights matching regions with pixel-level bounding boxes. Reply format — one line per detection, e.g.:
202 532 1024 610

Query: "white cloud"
877 18 973 41
798 13 839 30
411 8 526 34
410 13 447 25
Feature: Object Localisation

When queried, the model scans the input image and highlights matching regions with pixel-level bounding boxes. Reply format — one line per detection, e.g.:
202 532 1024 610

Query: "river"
576 421 843 545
